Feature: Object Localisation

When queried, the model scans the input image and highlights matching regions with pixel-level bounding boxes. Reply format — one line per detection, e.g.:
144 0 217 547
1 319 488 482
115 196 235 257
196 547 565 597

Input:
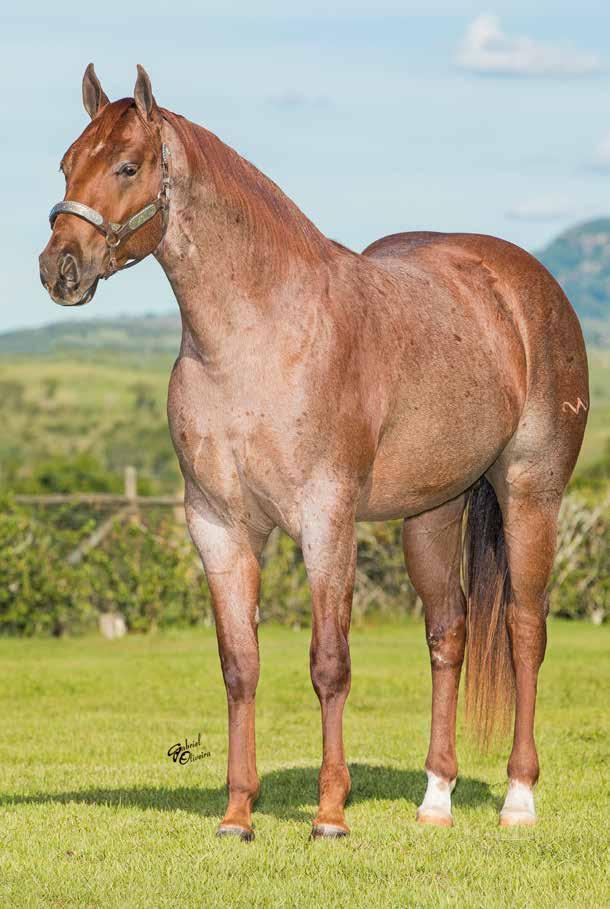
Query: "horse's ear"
134 64 157 120
82 63 109 119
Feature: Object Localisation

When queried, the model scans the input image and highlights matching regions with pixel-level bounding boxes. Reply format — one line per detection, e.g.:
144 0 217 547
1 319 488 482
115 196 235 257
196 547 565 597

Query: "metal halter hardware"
49 143 171 278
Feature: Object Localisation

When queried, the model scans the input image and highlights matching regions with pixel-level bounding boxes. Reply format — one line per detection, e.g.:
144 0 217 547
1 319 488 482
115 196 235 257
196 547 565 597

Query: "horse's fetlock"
507 752 539 788
426 752 458 783
228 778 260 801
319 762 351 799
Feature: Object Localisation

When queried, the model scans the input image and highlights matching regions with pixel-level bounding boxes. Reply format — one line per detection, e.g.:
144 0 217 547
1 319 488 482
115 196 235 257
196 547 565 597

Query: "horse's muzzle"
52 277 100 308
39 248 100 307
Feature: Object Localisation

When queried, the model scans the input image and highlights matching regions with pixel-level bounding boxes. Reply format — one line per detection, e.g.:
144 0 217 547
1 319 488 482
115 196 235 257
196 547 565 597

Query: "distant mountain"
0 313 181 355
537 218 610 346
1 219 609 353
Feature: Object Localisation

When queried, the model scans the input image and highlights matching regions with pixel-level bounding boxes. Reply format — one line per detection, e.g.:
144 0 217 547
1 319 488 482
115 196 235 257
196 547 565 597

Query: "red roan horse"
40 66 589 840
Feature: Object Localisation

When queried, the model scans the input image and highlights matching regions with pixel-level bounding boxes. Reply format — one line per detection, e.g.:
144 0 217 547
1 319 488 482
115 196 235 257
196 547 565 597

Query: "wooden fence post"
124 466 138 523
124 466 138 501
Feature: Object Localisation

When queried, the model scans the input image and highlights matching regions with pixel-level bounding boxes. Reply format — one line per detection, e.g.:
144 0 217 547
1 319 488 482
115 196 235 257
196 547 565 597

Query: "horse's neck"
155 115 337 361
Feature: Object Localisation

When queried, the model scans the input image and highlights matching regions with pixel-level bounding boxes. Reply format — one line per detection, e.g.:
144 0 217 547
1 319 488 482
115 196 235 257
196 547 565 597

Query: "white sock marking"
501 779 536 822
417 770 455 820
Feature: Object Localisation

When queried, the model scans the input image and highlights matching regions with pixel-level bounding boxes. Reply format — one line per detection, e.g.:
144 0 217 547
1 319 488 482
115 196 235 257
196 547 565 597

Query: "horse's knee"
426 612 466 671
220 649 259 703
310 630 351 700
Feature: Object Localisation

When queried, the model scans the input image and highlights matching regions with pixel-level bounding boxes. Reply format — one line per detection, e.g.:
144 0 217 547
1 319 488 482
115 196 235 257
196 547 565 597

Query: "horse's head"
39 64 169 307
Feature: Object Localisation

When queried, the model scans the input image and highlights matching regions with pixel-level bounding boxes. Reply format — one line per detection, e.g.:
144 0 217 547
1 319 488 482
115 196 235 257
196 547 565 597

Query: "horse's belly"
357 393 520 521
357 453 490 520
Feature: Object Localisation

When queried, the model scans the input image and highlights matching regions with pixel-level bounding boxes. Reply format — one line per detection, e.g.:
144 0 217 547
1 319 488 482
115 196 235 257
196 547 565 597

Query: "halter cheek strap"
49 143 171 278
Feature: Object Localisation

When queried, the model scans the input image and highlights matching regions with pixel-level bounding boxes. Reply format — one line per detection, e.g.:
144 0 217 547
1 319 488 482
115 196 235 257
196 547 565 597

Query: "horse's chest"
168 376 303 532
177 417 243 503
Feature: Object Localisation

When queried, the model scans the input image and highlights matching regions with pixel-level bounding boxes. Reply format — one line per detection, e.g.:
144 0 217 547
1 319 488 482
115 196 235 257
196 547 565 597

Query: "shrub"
0 489 606 636
0 505 95 636
550 494 609 624
11 452 123 495
0 502 212 636
82 517 213 631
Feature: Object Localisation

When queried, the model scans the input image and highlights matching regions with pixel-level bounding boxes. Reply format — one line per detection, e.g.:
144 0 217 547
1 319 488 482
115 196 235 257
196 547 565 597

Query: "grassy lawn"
0 622 607 908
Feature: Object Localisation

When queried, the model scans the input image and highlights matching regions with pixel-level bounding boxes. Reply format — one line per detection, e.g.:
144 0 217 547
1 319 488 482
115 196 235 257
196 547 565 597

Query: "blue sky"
3 1 610 331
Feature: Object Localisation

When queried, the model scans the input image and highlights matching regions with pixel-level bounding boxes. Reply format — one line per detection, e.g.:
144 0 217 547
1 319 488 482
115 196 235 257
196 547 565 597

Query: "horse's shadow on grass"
0 765 499 822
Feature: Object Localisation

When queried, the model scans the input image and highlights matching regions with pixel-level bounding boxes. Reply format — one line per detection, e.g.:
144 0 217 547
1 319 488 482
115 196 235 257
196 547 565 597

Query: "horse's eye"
118 163 139 178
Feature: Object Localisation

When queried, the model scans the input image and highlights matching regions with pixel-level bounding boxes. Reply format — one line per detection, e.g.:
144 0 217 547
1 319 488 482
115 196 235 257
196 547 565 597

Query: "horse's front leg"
302 496 357 838
185 486 267 842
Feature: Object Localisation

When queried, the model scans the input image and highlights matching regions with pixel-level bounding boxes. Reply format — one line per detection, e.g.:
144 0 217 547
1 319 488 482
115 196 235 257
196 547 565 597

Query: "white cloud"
506 195 576 222
456 14 604 77
590 136 610 172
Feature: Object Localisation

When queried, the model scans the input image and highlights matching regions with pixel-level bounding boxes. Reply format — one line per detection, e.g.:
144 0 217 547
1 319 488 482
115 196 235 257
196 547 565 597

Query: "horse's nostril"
59 253 80 287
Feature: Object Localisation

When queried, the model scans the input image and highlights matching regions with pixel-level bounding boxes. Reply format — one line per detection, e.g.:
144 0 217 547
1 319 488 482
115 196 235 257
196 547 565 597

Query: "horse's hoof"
416 808 453 828
216 825 255 842
311 823 349 839
499 810 537 828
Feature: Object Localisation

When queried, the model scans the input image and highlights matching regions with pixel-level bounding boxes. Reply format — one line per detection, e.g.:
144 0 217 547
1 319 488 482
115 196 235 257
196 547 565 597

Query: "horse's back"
363 229 587 400
362 229 586 357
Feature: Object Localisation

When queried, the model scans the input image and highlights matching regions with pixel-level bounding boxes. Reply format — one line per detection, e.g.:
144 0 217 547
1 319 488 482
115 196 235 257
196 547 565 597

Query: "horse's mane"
158 107 333 268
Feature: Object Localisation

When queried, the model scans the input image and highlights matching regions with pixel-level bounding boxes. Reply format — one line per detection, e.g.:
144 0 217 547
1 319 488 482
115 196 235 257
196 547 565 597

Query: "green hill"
0 313 181 356
537 218 610 345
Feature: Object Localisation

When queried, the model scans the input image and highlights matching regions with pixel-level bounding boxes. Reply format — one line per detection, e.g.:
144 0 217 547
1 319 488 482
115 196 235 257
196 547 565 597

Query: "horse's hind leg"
402 493 467 827
486 465 563 827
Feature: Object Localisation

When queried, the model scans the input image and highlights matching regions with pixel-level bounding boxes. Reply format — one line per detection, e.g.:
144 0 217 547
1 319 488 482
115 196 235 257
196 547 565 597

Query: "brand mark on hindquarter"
562 397 588 415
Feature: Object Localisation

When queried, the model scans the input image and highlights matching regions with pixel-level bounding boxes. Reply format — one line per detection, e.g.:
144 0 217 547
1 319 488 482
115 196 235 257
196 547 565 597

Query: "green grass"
0 622 607 908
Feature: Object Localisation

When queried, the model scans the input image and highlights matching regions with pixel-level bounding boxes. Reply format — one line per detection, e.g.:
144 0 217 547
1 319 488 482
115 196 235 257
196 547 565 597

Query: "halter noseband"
49 143 171 278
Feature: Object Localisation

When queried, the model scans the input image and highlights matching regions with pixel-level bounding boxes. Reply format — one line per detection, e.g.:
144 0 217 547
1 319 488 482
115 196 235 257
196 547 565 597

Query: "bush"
0 502 212 636
0 505 95 635
82 517 213 631
550 494 609 624
0 489 606 637
14 452 123 495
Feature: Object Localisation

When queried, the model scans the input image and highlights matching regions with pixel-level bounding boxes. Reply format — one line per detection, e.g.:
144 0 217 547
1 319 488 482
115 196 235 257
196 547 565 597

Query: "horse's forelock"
67 98 155 164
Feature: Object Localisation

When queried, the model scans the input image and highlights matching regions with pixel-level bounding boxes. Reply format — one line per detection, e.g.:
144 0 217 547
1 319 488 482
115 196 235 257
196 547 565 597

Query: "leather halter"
49 143 171 278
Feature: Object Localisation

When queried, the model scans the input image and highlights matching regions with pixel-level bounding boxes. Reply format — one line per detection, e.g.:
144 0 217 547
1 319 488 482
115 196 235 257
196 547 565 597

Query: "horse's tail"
463 476 515 746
